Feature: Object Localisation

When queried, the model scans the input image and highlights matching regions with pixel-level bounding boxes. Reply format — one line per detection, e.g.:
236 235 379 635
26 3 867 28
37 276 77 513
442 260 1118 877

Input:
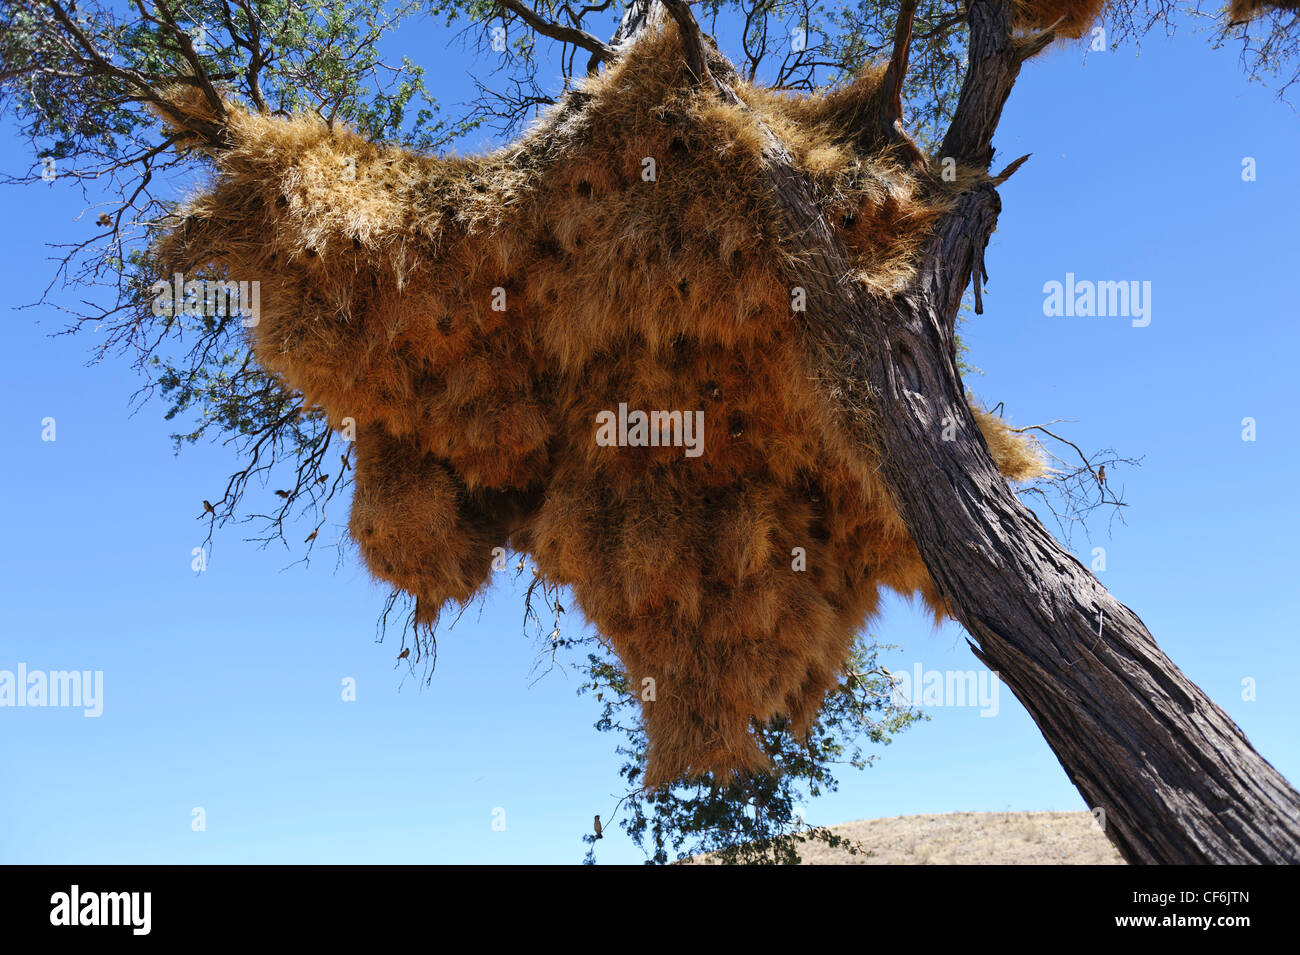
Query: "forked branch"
875 0 927 166
495 0 617 69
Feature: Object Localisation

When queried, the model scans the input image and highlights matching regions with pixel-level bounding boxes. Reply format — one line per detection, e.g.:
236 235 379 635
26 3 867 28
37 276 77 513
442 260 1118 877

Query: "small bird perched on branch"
1097 464 1106 488
593 815 603 839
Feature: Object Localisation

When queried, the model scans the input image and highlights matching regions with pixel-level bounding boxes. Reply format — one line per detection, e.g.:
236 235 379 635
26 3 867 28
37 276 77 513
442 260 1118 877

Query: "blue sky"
2 10 1298 864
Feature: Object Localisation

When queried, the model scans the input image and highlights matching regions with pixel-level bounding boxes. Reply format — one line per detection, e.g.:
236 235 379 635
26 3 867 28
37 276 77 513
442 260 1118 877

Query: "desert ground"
798 811 1125 864
696 811 1126 864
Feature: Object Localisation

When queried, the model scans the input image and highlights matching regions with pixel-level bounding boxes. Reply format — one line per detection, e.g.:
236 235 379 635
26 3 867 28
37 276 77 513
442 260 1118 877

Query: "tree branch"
43 0 230 148
661 0 711 82
496 0 616 67
144 0 228 124
925 0 1040 329
610 0 669 49
939 0 1035 170
876 0 926 166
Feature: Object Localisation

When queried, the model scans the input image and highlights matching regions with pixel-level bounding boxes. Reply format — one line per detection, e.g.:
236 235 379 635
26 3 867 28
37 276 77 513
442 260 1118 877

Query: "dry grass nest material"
155 23 1051 786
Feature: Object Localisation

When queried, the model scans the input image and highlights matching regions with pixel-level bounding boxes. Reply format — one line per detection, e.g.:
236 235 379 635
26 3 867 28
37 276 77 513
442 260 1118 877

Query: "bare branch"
661 0 711 82
1011 419 1144 543
874 0 927 166
882 0 919 124
991 151 1030 183
939 0 1026 170
496 0 616 67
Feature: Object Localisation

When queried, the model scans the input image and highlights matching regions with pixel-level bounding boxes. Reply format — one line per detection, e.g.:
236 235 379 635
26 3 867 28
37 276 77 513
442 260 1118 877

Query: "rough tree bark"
614 0 1300 862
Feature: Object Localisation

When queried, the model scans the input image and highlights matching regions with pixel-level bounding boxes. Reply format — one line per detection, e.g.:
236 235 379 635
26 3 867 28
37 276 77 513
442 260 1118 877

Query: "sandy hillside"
794 810 1125 864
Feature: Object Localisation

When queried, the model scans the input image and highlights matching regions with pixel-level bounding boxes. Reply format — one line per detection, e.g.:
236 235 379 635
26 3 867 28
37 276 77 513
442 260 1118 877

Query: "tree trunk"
757 10 1300 865
794 187 1300 864
617 0 1300 862
802 189 1300 863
